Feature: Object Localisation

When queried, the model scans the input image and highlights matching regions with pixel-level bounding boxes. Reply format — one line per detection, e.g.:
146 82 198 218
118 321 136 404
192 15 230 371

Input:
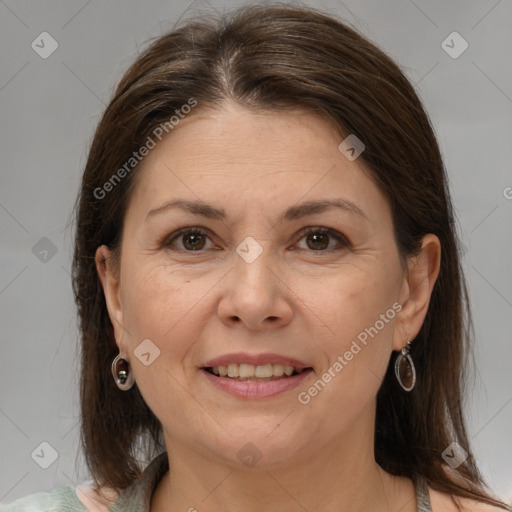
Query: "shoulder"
429 486 509 512
0 486 86 511
0 482 121 512
1 453 168 512
426 464 510 512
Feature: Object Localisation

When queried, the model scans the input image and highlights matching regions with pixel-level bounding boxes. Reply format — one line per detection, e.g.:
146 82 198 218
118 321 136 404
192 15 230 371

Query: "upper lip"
202 352 312 371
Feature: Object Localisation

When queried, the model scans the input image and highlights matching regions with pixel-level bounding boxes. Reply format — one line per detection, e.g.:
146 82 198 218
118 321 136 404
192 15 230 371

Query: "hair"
71 2 508 509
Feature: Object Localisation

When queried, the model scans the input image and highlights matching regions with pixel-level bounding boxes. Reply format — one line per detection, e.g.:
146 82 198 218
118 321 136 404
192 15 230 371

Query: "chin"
205 421 314 470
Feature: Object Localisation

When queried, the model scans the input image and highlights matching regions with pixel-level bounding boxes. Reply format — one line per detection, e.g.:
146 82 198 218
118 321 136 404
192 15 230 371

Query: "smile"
205 363 308 380
201 365 313 398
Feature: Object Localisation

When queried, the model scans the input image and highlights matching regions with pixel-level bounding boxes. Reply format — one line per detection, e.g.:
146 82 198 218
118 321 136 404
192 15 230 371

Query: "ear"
393 234 441 351
95 245 127 352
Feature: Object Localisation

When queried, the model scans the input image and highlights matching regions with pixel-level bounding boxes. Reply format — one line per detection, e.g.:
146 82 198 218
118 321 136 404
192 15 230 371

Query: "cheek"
119 263 203 355
117 265 205 416
294 280 399 437
317 266 400 349
307 262 401 401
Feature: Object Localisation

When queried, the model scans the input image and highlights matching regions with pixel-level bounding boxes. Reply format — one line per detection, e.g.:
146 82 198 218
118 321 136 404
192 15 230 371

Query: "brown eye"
163 228 213 251
296 227 349 252
182 232 207 251
306 231 330 250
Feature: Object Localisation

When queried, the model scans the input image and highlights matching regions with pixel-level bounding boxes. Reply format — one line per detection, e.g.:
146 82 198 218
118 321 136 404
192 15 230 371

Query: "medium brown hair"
71 3 508 508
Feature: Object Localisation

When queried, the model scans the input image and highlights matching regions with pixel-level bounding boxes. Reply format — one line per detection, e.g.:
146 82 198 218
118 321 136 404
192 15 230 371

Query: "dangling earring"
395 335 416 392
111 354 135 391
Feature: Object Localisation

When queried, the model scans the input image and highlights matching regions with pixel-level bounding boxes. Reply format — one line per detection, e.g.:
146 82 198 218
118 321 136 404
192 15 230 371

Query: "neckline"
414 474 433 512
109 452 169 511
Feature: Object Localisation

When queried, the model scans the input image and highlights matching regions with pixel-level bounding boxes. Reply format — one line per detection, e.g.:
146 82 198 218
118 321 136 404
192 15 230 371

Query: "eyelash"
160 226 350 253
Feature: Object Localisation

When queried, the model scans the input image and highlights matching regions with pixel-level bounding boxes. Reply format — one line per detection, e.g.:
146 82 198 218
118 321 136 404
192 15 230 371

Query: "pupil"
308 233 328 250
184 233 204 250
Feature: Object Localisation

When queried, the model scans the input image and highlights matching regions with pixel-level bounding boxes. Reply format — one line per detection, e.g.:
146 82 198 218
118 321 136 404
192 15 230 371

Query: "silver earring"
395 336 416 392
111 354 135 390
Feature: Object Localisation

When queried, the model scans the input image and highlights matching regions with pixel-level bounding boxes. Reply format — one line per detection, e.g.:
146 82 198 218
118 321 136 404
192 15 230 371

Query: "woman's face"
99 102 413 469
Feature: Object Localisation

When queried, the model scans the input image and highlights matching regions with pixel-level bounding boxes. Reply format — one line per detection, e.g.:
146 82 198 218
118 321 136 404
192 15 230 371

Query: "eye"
295 227 350 252
161 226 350 253
162 227 214 251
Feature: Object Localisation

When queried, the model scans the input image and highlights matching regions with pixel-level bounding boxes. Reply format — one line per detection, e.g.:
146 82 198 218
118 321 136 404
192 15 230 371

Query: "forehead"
125 103 390 225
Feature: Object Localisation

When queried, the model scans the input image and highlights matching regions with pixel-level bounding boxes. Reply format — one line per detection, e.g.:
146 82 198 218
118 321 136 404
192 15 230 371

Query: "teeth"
255 364 273 378
227 364 239 378
210 363 304 380
273 364 284 377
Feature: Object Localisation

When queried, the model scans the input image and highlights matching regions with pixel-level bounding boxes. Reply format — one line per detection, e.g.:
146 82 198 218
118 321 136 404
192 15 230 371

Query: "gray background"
1 0 511 505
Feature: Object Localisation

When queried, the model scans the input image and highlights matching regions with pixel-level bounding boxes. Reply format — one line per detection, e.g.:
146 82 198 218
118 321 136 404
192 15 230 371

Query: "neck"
151 412 416 512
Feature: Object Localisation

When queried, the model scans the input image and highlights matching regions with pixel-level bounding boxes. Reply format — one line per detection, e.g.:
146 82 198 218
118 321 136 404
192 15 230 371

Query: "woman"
3 3 509 511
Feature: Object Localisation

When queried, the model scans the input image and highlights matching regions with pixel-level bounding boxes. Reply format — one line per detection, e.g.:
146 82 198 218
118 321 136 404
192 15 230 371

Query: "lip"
202 352 311 371
201 367 314 399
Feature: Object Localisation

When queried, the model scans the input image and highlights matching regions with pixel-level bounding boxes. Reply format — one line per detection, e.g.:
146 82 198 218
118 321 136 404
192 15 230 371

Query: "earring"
395 335 416 392
111 354 135 391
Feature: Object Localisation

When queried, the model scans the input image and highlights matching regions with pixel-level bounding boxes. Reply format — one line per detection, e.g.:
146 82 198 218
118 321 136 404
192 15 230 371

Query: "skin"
95 101 449 511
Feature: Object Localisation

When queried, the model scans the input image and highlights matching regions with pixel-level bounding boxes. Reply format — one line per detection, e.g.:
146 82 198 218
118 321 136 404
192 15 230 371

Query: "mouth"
200 355 314 399
203 363 311 381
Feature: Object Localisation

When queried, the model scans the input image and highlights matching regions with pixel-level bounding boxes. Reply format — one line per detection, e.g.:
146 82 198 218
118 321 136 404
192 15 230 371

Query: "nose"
217 243 294 331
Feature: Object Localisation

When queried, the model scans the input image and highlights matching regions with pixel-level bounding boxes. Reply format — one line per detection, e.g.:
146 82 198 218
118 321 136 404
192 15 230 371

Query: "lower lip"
201 368 313 399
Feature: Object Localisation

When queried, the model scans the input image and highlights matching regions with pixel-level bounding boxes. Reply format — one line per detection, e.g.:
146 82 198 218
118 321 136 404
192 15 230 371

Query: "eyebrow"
146 198 368 222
